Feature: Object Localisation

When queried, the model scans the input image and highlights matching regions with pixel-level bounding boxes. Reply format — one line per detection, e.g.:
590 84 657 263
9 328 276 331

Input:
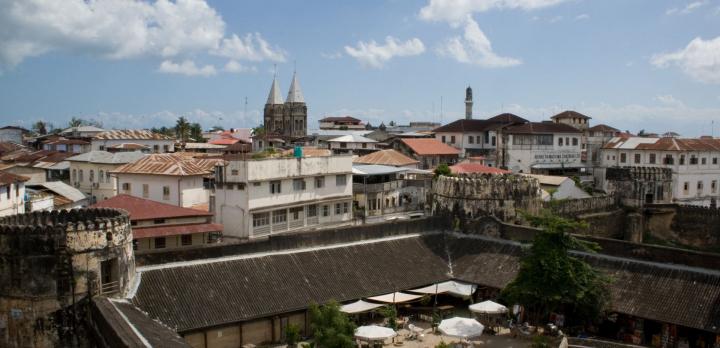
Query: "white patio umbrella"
354 325 397 342
438 317 485 340
469 300 508 314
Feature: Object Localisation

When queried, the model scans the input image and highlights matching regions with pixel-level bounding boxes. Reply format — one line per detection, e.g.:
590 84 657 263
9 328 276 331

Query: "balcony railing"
99 280 119 295
353 179 430 193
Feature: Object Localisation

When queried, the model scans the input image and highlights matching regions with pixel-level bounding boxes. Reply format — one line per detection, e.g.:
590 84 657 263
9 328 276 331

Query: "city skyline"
0 0 719 136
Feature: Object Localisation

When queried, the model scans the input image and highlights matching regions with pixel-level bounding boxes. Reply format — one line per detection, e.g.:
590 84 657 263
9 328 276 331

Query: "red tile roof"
132 223 222 239
588 124 620 133
209 137 240 145
399 138 460 156
450 163 511 175
91 194 212 221
550 110 591 120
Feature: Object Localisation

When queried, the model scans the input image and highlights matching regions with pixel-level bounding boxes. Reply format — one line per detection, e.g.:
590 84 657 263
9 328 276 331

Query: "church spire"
266 74 284 105
286 71 304 104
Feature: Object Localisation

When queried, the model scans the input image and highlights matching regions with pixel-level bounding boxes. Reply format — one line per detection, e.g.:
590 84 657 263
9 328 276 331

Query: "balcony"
353 179 429 193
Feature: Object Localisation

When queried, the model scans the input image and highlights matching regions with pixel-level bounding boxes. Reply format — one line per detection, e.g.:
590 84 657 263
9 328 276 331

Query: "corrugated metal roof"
94 129 174 140
133 223 222 239
111 153 222 176
0 171 29 185
353 149 419 166
27 181 87 202
66 150 145 164
327 134 378 143
91 194 213 220
400 138 460 156
352 164 409 176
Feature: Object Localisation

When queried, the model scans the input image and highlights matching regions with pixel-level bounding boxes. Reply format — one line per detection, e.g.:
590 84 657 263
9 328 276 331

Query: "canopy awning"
367 292 422 304
340 300 385 314
355 325 397 341
438 317 484 339
408 281 477 297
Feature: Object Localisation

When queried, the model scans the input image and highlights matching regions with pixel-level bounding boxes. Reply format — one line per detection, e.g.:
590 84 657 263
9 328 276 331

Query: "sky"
0 0 719 136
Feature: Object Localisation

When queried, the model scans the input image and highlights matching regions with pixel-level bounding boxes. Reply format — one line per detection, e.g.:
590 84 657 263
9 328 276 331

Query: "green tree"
210 125 225 132
285 323 301 346
308 301 356 348
433 163 452 178
501 210 610 324
68 117 83 128
68 117 102 128
189 122 204 142
175 116 190 144
252 125 266 137
32 121 48 135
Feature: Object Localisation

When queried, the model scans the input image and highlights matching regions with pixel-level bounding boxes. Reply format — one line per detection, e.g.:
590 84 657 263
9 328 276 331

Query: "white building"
66 151 145 203
0 172 28 216
92 130 175 153
60 125 106 139
352 164 429 223
0 126 27 144
433 113 528 166
599 136 720 205
324 134 378 155
520 173 590 201
112 153 221 208
214 153 354 240
500 122 584 175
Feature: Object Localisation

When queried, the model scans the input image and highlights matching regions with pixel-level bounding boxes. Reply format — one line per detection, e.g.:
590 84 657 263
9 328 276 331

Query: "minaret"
284 71 307 137
465 85 473 120
264 74 284 133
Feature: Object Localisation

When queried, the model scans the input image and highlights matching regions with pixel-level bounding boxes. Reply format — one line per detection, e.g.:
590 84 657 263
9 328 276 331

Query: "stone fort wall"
0 208 134 348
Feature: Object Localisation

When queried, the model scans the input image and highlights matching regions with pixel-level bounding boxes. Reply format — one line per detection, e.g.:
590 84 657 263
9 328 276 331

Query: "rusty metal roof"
111 153 221 176
94 129 174 140
91 194 213 220
353 149 419 166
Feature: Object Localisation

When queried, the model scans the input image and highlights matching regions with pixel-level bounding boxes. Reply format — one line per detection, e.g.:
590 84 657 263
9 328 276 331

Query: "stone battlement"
606 166 673 181
0 208 129 237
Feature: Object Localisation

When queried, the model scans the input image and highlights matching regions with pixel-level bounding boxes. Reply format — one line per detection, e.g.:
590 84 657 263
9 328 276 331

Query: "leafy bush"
285 323 301 345
308 301 356 348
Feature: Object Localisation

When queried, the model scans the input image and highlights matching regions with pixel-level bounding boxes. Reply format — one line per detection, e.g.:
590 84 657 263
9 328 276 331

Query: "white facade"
521 174 590 201
92 139 175 153
504 132 583 174
0 181 25 216
435 131 498 163
214 155 354 239
70 162 122 202
115 173 209 208
600 137 720 205
0 127 24 144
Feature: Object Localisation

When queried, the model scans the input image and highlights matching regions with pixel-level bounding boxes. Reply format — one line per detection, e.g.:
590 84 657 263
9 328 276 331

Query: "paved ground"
387 327 532 348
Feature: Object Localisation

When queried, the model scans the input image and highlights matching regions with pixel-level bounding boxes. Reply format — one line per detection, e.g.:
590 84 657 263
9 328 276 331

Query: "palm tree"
33 121 48 135
68 117 83 128
175 116 190 144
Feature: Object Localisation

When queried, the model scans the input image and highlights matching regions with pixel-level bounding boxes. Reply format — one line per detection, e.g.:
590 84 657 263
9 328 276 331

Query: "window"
702 158 707 165
335 203 341 215
72 169 77 183
253 182 261 186
106 171 111 183
336 175 346 186
620 153 626 163
153 145 159 153
315 176 325 189
491 136 496 146
484 131 490 143
649 154 656 164
293 179 306 191
362 143 367 149
231 169 239 176
450 136 456 143
663 155 674 165
79 170 84 182
441 135 446 143
712 180 717 194
558 137 563 146
714 158 718 165
468 136 474 144
270 180 282 194
683 182 689 193
252 212 269 227
322 205 329 217
572 138 578 146
162 186 170 199
122 183 131 191
680 155 685 165
181 235 193 246
698 181 704 194
154 237 166 249
272 209 287 224
163 145 170 152
89 170 95 182
307 204 318 217
290 207 303 220
153 219 166 224
343 202 349 214
142 184 149 198
99 170 104 183
340 142 347 149
690 156 698 165
634 154 641 164
476 135 481 144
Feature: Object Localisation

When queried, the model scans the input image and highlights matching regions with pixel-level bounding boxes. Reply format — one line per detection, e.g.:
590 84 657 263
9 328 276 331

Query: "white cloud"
651 36 720 83
666 1 708 15
419 0 570 24
158 60 216 77
223 60 257 73
344 36 425 68
574 14 590 21
437 17 521 68
212 33 286 62
0 0 284 74
548 15 563 23
654 94 685 108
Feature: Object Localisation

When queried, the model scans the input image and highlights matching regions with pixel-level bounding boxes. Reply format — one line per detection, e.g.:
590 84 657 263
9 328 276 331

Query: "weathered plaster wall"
0 208 134 348
644 204 720 250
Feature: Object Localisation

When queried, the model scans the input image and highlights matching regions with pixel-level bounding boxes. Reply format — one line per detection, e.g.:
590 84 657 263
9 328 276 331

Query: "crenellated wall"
0 208 134 348
644 203 720 250
605 166 673 207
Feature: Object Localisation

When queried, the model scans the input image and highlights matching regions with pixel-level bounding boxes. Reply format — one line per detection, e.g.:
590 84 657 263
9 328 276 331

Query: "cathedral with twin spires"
263 72 307 137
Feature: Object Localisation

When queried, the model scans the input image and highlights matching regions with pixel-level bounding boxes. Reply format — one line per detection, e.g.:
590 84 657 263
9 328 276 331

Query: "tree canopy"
433 163 452 178
501 210 610 324
308 301 356 348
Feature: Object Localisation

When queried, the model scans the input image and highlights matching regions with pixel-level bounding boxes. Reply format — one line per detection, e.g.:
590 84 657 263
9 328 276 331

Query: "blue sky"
0 0 719 136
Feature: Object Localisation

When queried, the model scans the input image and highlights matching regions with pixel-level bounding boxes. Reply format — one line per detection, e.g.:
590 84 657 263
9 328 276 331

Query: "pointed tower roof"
286 71 304 103
266 76 284 105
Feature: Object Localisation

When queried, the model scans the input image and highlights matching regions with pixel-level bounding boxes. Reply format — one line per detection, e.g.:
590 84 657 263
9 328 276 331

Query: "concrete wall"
505 132 583 173
116 173 208 207
644 204 720 250
0 182 25 217
70 161 121 202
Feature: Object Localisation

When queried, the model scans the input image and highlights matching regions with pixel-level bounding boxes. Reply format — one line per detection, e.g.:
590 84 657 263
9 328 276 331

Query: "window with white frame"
315 176 325 189
335 175 346 186
252 212 269 227
307 204 318 217
270 180 282 194
293 179 306 191
272 209 287 224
